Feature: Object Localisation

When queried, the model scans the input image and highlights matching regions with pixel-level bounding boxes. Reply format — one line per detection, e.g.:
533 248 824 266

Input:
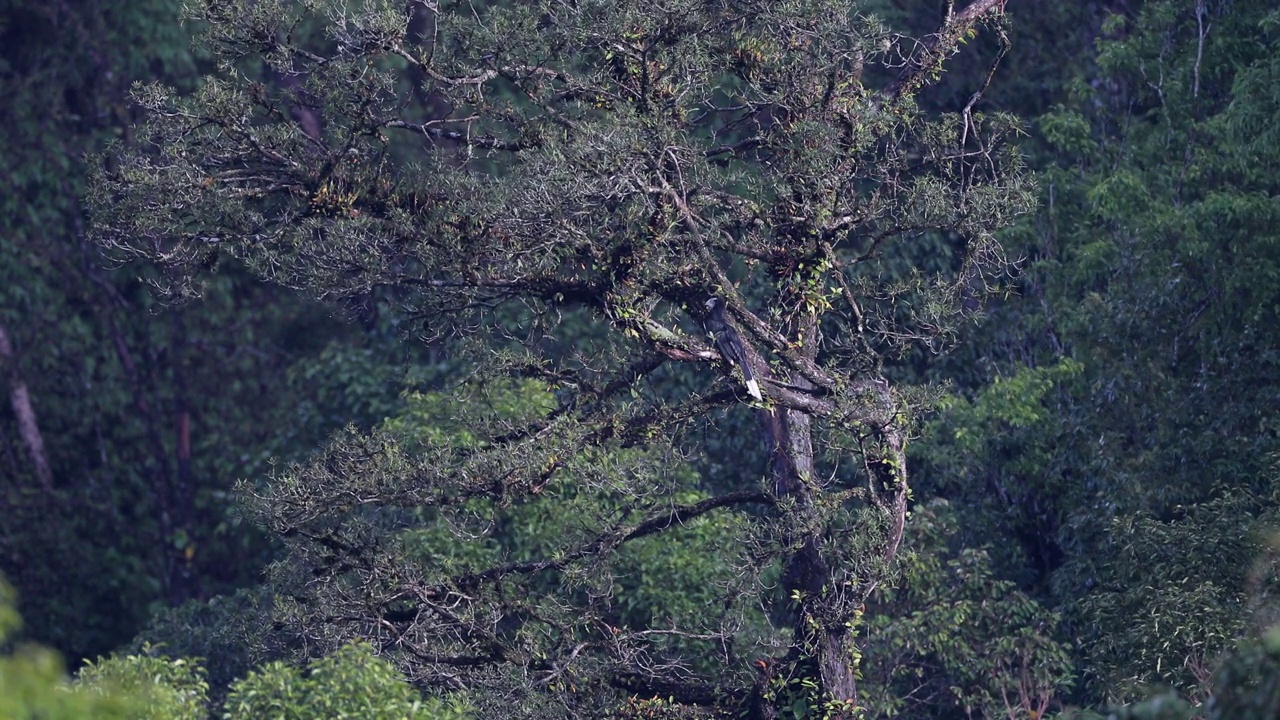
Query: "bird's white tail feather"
746 378 762 401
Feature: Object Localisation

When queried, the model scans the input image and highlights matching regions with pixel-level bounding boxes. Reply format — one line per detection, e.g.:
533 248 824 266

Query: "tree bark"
167 310 199 604
748 303 908 715
0 321 53 490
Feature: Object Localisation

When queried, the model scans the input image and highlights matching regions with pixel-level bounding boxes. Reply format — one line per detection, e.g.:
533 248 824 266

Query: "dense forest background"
2 0 1280 717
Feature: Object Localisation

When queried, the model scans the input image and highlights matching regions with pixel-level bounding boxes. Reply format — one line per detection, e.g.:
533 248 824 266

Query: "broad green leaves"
223 643 470 720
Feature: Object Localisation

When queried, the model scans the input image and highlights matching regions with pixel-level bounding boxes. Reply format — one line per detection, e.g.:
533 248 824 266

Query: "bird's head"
705 296 722 311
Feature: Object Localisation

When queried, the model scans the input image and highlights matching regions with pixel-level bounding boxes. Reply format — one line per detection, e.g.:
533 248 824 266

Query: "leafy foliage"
92 0 1028 716
223 642 470 720
77 650 210 720
0 0 396 664
860 501 1074 719
0 576 196 719
908 0 1280 710
12 0 1280 716
1 573 472 720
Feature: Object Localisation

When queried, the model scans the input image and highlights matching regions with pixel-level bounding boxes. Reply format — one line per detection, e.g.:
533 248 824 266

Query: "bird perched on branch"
704 296 762 401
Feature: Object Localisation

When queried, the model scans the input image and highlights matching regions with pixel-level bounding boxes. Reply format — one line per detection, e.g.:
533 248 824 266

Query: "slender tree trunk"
167 310 198 604
87 272 182 603
0 321 53 490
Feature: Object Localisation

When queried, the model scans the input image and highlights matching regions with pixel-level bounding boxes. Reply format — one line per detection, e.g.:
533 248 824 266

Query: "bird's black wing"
704 298 762 400
713 329 752 378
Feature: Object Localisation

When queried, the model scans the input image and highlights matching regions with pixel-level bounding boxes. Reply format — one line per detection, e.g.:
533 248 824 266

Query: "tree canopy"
92 0 1029 716
2 0 1277 717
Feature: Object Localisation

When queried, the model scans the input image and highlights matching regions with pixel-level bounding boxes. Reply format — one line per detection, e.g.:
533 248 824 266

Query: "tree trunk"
167 311 198 604
764 402 861 705
0 321 53 490
753 306 907 715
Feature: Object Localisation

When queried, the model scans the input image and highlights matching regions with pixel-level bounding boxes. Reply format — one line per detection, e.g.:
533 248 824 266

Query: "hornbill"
704 296 763 401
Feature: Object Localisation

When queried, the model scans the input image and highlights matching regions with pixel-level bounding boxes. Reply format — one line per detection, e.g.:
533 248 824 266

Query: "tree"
221 642 471 720
1 569 469 720
0 0 415 662
910 0 1280 709
0 0 216 659
0 574 205 720
93 0 1032 716
858 500 1074 719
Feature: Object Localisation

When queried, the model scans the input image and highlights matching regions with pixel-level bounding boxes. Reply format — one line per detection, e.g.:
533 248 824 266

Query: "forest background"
2 0 1280 718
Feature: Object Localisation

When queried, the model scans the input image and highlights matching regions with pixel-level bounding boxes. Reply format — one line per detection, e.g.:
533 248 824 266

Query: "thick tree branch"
385 120 537 152
885 0 1009 99
439 489 770 591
